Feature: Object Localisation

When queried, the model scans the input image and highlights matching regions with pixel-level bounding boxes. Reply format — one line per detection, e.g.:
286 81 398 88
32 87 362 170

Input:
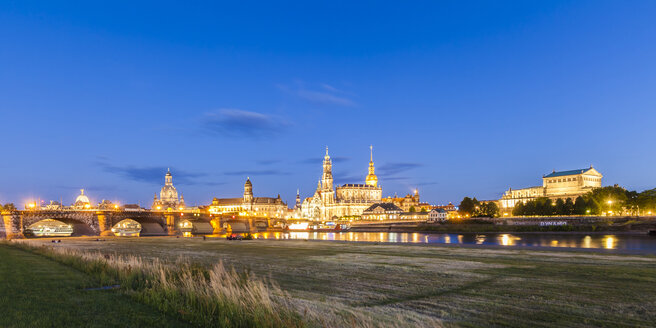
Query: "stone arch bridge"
0 210 276 239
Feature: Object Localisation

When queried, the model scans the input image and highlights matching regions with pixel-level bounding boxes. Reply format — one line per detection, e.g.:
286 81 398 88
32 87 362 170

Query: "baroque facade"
152 169 185 210
500 166 603 209
301 147 382 220
208 178 288 218
381 190 431 212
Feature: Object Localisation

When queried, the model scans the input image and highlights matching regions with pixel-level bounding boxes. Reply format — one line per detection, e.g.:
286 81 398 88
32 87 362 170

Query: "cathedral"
301 146 382 220
152 169 185 210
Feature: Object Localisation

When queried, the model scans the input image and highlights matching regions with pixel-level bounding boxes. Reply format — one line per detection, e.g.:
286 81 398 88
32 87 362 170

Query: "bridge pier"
165 213 178 236
96 212 114 236
2 211 25 239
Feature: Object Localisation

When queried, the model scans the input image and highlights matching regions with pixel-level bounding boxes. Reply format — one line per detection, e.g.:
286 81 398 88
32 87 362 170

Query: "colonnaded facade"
499 166 603 210
208 178 288 218
301 146 382 220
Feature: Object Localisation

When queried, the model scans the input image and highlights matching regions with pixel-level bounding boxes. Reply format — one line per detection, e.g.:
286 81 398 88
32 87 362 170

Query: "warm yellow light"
607 200 612 204
114 204 119 209
84 204 91 209
156 206 161 210
178 207 183 210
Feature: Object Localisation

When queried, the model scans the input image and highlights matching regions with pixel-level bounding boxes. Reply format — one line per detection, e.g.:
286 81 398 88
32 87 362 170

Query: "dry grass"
9 242 304 327
14 237 656 327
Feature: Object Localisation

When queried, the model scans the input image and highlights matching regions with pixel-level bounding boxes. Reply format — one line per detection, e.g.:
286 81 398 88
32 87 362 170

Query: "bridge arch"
24 218 94 237
112 216 167 236
111 219 142 237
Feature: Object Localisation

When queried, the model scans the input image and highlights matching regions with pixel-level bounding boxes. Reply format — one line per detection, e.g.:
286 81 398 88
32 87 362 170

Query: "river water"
239 231 656 252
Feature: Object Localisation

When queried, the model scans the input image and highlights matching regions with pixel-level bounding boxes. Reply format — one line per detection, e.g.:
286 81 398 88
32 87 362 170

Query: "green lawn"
0 244 189 328
13 237 656 327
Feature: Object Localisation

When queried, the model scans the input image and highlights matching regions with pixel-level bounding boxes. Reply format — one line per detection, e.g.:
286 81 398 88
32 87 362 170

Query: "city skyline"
2 1 656 206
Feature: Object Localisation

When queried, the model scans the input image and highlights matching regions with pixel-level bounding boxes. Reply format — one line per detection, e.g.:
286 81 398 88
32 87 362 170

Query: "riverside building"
301 146 382 220
152 169 185 211
209 178 288 218
499 166 603 210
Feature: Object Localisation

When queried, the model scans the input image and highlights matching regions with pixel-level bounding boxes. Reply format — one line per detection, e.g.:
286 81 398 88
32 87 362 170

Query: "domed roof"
245 177 252 186
75 189 90 204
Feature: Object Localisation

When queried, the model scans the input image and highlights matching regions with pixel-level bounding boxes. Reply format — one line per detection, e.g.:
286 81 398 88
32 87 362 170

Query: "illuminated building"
500 166 603 209
361 203 402 221
301 146 382 220
72 189 92 209
152 169 185 210
209 178 288 218
381 189 431 212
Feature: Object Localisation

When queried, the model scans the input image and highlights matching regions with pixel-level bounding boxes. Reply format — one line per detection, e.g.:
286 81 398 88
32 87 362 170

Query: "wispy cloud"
297 156 350 165
333 172 363 184
278 83 356 107
97 159 220 186
378 163 423 177
256 159 281 165
223 169 291 176
383 177 410 181
201 109 290 138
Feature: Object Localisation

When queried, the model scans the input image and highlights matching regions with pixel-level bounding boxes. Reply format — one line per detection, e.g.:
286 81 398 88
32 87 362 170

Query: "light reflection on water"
227 232 656 251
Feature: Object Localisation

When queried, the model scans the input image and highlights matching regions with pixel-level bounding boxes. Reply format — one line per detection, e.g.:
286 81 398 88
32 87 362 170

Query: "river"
233 231 656 252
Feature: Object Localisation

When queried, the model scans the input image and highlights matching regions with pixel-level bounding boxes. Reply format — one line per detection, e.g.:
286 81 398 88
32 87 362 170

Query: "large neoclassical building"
499 166 603 210
301 146 382 220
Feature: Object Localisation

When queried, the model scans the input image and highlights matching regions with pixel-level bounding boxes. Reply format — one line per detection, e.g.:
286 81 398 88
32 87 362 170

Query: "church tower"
321 146 334 191
365 145 378 187
243 177 254 204
295 189 301 209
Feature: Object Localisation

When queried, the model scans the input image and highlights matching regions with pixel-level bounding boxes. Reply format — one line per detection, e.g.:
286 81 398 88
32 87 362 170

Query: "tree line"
457 197 499 218
458 186 656 218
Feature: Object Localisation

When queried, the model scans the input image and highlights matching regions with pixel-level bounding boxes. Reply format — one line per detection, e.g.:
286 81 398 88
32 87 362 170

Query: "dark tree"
574 196 587 215
564 198 574 215
555 198 566 215
512 201 524 216
459 197 475 216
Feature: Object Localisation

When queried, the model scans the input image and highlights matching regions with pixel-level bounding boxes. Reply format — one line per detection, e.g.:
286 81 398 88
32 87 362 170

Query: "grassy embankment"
17 237 656 327
0 243 190 328
4 242 307 328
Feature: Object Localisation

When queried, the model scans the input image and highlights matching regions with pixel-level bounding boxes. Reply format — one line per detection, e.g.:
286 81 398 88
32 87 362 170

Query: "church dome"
75 189 90 204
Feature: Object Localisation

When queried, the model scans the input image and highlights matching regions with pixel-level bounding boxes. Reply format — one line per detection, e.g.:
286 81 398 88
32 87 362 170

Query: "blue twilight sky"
1 1 656 208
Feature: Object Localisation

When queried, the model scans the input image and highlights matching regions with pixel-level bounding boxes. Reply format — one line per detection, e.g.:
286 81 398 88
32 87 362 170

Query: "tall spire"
366 145 378 187
370 145 373 162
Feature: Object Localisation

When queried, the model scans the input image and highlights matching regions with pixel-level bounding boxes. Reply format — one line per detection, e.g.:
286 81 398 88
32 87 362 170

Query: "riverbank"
15 237 656 327
350 220 656 234
0 243 189 328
